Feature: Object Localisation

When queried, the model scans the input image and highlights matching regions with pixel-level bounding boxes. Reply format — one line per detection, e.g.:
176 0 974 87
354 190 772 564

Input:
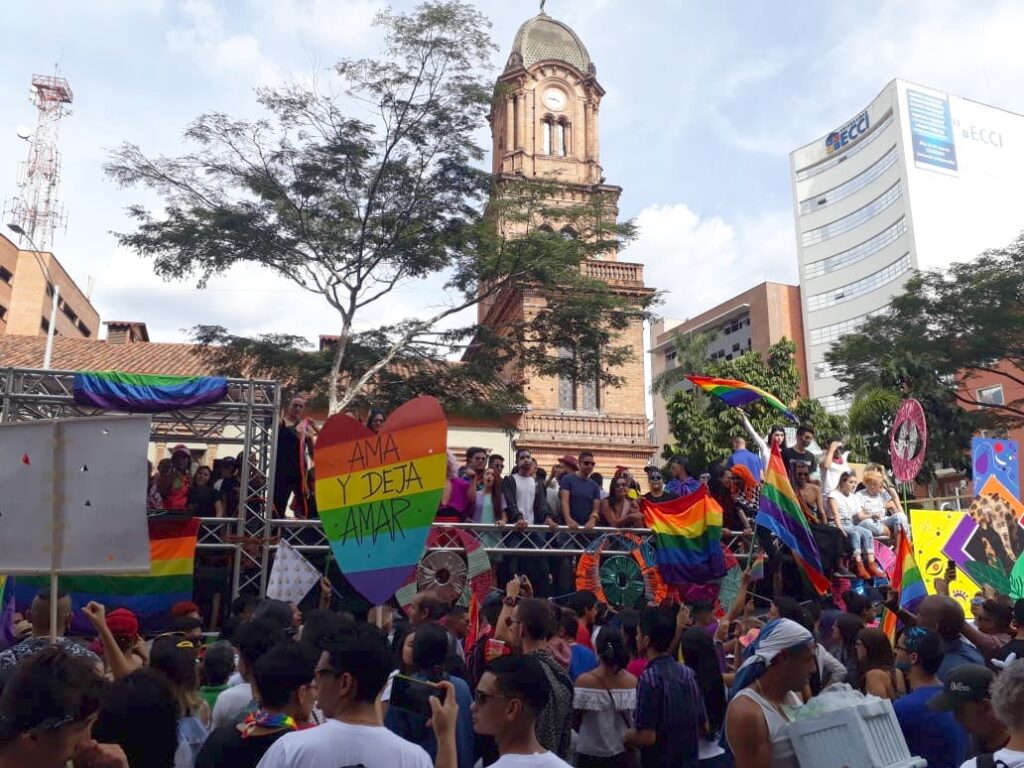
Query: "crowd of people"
5 569 1024 768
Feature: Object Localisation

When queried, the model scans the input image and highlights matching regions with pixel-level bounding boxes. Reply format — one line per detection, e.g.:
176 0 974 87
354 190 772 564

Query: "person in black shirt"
642 470 677 504
995 599 1024 666
188 465 223 517
781 425 816 483
196 642 319 768
274 396 318 518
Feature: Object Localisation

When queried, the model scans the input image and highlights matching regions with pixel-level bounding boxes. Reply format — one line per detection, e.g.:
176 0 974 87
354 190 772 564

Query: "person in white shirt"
212 618 287 729
829 472 885 579
257 624 458 768
472 655 572 768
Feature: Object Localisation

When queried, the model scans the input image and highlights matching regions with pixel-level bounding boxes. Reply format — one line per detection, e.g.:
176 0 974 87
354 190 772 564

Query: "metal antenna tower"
5 70 73 252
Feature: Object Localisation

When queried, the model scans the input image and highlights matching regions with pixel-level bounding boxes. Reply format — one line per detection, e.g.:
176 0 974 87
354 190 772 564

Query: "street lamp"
7 223 59 369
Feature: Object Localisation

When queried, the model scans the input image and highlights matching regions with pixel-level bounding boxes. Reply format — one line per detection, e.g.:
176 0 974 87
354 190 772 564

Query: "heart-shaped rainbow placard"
314 397 448 605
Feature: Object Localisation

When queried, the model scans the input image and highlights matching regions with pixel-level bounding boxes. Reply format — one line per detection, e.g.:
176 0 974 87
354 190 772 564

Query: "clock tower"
481 8 655 477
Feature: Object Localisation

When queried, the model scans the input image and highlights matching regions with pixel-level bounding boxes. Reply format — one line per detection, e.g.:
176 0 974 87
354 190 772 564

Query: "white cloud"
165 0 281 84
255 0 381 50
630 203 798 323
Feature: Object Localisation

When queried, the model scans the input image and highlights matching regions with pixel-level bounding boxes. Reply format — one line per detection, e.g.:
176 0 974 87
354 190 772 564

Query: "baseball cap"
927 664 994 711
559 454 579 471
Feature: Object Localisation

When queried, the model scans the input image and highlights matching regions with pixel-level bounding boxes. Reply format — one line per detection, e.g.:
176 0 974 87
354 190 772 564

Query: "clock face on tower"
542 87 566 111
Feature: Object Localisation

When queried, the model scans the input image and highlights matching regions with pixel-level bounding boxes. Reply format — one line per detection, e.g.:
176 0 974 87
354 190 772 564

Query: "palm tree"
651 329 716 396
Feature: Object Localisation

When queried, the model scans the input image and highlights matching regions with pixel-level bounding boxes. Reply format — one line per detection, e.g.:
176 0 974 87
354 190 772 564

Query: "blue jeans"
845 525 874 555
857 512 909 537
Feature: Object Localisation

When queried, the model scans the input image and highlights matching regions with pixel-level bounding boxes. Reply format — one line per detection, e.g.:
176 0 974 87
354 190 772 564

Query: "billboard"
907 89 958 173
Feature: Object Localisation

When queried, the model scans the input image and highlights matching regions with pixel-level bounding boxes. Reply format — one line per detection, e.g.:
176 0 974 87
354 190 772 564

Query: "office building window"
0 266 11 285
820 394 852 414
665 350 677 370
801 182 902 247
806 254 911 311
799 146 899 214
795 111 895 181
814 362 837 380
804 217 907 279
977 385 1005 406
809 307 889 345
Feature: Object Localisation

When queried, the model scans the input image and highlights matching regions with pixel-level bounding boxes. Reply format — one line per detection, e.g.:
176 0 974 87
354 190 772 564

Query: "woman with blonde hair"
854 469 909 538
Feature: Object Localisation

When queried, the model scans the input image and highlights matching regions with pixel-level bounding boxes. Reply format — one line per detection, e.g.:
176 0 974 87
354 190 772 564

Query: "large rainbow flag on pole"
14 518 200 633
754 443 831 595
642 486 726 584
685 375 798 423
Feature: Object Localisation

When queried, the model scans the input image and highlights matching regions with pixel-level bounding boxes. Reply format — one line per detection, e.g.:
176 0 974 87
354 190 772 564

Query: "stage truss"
0 367 280 596
2 368 747 601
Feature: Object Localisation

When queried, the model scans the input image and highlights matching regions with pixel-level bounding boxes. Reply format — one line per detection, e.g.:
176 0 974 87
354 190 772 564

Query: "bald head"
29 589 72 637
918 595 964 639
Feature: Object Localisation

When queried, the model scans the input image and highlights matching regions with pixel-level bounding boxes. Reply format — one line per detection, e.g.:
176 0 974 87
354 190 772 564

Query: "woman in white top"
739 414 786 470
829 472 885 579
726 618 815 768
572 628 637 768
853 469 909 538
819 440 849 497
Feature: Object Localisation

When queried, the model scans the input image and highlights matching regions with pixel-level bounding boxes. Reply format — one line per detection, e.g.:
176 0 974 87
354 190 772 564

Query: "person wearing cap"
957 659 1024 768
928 664 1011 763
643 469 678 504
666 456 700 498
545 455 577 515
893 627 969 768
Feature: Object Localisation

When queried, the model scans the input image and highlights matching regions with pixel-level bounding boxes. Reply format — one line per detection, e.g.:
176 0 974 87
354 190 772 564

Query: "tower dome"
506 11 593 75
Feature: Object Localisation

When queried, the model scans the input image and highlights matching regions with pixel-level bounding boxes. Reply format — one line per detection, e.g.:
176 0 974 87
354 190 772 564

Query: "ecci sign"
826 111 870 155
954 119 1004 148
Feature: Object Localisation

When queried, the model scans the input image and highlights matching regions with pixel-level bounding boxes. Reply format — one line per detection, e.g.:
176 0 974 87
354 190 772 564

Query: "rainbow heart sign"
314 397 448 605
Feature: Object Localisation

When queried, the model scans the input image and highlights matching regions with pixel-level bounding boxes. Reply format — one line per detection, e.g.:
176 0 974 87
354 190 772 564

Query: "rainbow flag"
748 551 767 581
890 530 926 611
686 375 797 423
880 606 898 644
73 371 228 413
642 486 726 583
754 443 830 595
14 518 199 634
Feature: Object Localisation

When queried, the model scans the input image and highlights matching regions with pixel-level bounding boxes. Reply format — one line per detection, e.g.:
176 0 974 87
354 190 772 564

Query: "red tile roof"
0 335 209 376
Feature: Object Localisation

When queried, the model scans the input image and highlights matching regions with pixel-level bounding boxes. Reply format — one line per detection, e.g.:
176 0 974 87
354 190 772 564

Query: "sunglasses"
649 475 662 482
474 690 508 705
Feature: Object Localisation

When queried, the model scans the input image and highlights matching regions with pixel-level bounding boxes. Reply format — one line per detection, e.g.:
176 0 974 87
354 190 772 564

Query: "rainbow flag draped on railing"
14 518 199 633
754 443 831 595
881 530 926 640
73 371 228 413
642 486 726 584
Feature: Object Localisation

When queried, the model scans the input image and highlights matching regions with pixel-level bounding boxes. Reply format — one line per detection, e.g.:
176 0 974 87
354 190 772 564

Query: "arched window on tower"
560 227 577 240
542 118 552 156
557 118 570 157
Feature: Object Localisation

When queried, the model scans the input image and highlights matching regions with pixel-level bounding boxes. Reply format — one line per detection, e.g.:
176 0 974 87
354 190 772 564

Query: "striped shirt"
634 654 705 768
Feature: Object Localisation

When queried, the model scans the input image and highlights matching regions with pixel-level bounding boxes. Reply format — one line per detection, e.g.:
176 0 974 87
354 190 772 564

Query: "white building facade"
791 79 1024 412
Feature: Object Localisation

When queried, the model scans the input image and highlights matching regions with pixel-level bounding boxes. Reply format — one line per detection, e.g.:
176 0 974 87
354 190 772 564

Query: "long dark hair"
93 669 179 768
680 627 726 737
856 627 895 688
835 613 865 656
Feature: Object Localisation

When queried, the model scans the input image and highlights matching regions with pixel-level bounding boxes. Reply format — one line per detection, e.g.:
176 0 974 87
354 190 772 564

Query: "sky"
3 0 1024 348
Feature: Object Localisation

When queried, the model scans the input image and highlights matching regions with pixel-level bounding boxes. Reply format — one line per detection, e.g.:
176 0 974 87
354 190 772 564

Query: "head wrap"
106 608 139 639
729 618 813 700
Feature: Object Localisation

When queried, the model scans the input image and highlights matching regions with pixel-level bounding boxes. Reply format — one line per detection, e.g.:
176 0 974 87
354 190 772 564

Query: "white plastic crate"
788 697 926 768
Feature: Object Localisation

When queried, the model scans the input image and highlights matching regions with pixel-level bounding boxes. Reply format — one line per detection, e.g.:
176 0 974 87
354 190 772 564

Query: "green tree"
661 337 833 471
826 236 1024 479
105 1 652 416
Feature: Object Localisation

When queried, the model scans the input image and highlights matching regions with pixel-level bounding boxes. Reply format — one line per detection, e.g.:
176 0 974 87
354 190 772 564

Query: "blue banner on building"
907 89 958 173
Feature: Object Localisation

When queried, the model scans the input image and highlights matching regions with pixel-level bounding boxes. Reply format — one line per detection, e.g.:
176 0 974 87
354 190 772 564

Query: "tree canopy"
105 1 654 416
661 335 844 471
826 234 1024 480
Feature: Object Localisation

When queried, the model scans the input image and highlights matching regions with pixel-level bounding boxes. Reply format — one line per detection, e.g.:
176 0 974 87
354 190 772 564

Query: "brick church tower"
480 8 655 477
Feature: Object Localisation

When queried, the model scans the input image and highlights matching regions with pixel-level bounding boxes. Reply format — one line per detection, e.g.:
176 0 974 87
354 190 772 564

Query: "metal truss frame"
0 367 280 597
268 519 749 561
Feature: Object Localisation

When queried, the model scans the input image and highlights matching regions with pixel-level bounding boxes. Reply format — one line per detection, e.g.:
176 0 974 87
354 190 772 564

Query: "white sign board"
0 416 152 574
